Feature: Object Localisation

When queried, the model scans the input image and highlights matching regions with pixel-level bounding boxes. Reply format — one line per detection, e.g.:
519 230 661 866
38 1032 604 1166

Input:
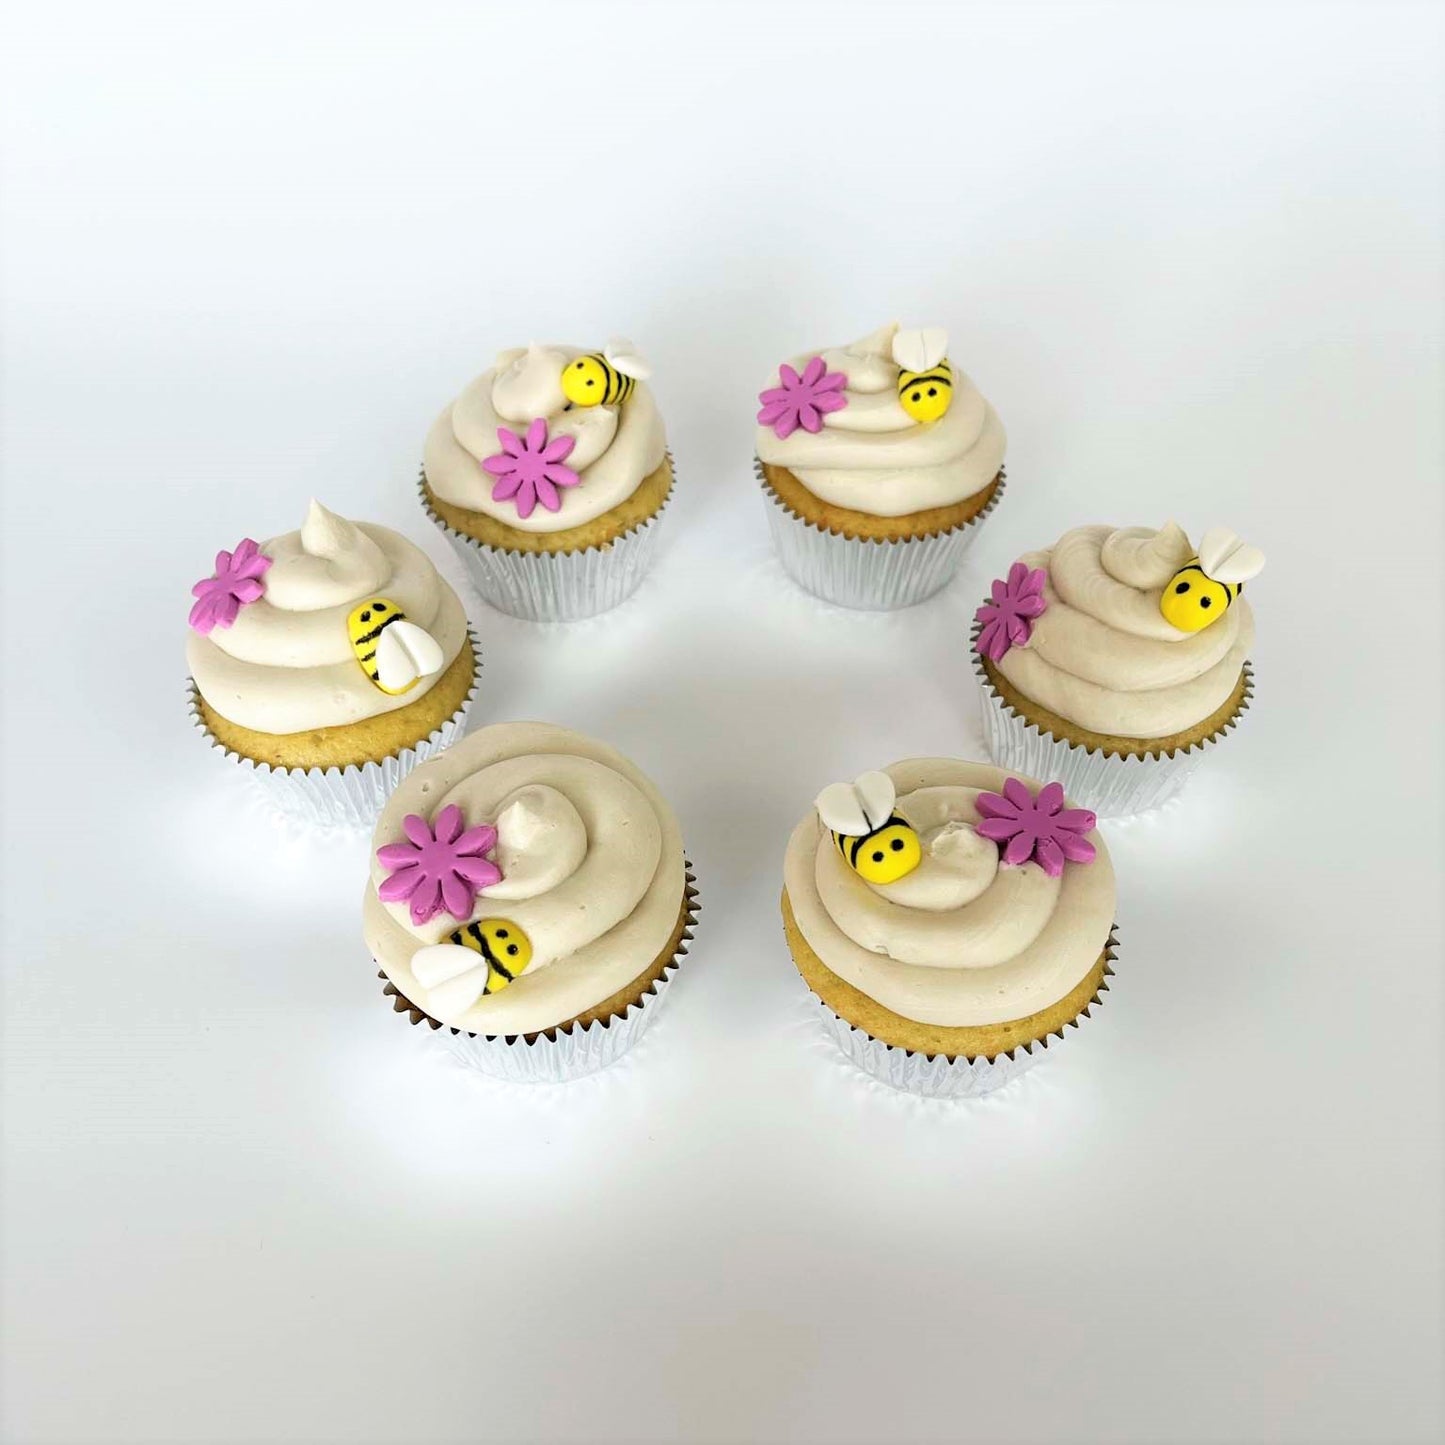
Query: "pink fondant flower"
974 562 1048 660
974 778 1096 878
757 356 848 439
481 418 580 519
188 538 272 635
376 805 501 926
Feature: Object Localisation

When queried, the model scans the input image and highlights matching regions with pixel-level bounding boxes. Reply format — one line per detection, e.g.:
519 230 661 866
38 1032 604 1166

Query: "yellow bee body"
897 358 954 423
347 598 413 695
832 814 923 886
446 918 533 996
562 353 636 408
1159 561 1242 633
346 597 444 696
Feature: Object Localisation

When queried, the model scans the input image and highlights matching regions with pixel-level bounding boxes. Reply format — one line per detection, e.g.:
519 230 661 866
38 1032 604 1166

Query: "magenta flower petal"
376 842 422 869
452 856 502 887
402 814 433 847
815 370 848 392
481 417 585 521
454 824 498 855
772 410 799 439
541 433 576 463
533 476 561 512
1001 832 1035 867
524 417 547 450
434 805 462 844
512 483 538 519
1034 836 1065 877
1055 807 1097 834
439 872 474 919
779 363 800 388
975 818 1020 843
974 792 1014 820
408 876 442 926
491 474 523 503
815 389 849 413
798 401 822 433
1002 777 1032 809
377 866 421 903
801 355 826 386
482 453 518 477
1057 833 1098 864
1036 782 1065 815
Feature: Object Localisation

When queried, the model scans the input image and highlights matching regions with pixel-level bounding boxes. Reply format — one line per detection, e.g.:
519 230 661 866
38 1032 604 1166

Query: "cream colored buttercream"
424 343 667 534
994 524 1255 737
364 723 686 1036
785 760 1114 1028
754 323 1006 516
187 502 468 735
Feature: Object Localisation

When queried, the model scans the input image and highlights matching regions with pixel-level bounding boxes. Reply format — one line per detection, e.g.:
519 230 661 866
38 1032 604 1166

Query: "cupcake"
186 500 479 828
364 722 699 1083
972 523 1263 817
755 322 1006 609
783 761 1116 1097
421 339 673 621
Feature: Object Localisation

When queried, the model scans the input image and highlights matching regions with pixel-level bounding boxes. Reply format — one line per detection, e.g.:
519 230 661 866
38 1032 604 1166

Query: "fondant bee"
346 597 445 695
892 327 953 424
409 919 534 1024
1159 528 1266 633
560 338 652 408
815 771 922 886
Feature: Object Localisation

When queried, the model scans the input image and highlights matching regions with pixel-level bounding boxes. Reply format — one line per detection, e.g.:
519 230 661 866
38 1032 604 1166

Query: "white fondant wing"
411 943 488 1025
375 620 445 692
892 327 948 373
604 337 652 380
816 770 897 835
1197 527 1266 584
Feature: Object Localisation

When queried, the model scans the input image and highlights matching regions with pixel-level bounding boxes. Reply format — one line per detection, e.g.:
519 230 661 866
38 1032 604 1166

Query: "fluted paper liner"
381 865 700 1084
420 462 673 623
757 457 1005 611
810 929 1117 1099
186 630 482 829
971 620 1255 818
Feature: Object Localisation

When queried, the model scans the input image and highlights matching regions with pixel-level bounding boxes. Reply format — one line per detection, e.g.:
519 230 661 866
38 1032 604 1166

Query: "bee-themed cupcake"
364 722 699 1083
755 322 1006 609
783 761 1117 1097
421 338 674 621
186 500 480 827
972 522 1263 816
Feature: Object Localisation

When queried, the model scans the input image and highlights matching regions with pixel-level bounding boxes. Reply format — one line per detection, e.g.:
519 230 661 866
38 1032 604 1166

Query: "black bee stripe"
898 370 953 392
353 612 405 647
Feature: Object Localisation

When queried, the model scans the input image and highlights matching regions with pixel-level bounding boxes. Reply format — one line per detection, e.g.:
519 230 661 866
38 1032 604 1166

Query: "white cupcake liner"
420 464 672 622
971 623 1255 819
757 458 1005 611
809 929 1117 1099
382 866 699 1085
186 631 482 829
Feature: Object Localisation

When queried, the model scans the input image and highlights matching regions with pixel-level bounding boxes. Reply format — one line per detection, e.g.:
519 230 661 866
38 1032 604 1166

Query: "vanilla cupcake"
783 761 1116 1097
364 723 699 1083
972 523 1263 816
755 322 1005 609
186 501 479 827
421 339 673 621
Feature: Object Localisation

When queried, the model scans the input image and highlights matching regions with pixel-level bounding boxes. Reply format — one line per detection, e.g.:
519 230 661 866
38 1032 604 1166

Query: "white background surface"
1 3 1441 1442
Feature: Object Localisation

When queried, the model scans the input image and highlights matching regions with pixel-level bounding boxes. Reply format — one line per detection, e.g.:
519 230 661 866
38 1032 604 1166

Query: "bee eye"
1174 581 1190 594
507 945 518 956
374 602 386 612
495 928 508 938
587 379 595 386
911 391 921 402
1200 596 1212 609
890 838 904 851
927 387 937 396
360 609 371 621
871 851 884 863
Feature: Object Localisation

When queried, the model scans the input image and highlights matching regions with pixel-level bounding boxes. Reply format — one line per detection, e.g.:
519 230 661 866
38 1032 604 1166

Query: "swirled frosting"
993 524 1255 737
424 343 668 534
755 322 1006 516
187 501 469 734
364 723 687 1036
784 760 1114 1027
